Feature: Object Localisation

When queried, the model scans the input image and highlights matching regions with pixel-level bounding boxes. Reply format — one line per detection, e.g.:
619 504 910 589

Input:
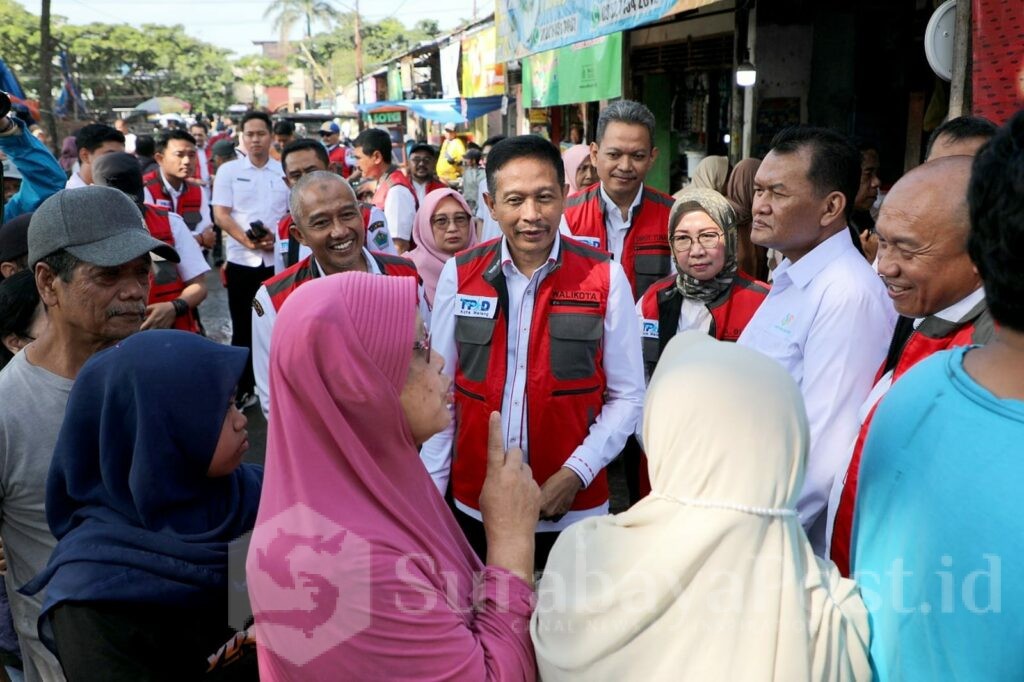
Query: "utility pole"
39 0 58 150
354 0 364 129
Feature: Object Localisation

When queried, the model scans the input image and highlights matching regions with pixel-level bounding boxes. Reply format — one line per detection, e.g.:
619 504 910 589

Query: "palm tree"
263 0 339 42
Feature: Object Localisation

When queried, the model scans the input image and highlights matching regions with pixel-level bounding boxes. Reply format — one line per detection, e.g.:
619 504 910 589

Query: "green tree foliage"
235 55 292 106
0 0 234 113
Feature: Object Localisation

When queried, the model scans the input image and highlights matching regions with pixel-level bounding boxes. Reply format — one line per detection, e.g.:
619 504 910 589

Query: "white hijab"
531 332 871 681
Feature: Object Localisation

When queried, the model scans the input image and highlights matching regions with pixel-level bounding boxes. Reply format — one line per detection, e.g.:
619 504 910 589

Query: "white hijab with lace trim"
531 332 871 682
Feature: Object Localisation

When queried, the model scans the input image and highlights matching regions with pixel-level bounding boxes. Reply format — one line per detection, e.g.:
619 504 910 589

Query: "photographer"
0 91 66 223
211 111 289 411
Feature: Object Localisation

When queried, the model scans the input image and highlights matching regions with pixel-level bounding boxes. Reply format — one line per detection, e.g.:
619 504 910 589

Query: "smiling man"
828 155 990 574
737 126 895 554
564 100 674 302
421 135 645 570
251 171 423 421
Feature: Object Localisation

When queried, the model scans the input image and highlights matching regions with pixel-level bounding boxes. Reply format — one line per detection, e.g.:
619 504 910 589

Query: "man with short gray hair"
251 172 426 420
564 100 674 301
0 186 178 681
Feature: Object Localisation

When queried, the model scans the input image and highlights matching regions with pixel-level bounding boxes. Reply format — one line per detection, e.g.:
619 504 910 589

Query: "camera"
245 220 269 242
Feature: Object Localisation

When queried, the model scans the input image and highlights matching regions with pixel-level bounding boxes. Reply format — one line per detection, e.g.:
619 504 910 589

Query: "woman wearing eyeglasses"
404 188 478 307
634 188 770 496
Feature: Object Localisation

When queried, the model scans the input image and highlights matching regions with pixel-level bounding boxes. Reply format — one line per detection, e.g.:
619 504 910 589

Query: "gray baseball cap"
28 186 180 267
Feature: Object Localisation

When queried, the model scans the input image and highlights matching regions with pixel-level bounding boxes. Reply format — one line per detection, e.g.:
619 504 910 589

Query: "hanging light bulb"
736 50 757 88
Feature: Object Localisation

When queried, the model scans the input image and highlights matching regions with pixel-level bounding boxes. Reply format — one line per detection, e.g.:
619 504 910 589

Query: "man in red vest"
564 100 674 301
353 127 417 253
92 153 209 333
143 129 215 250
828 155 992 575
252 171 426 422
421 135 645 570
274 139 394 273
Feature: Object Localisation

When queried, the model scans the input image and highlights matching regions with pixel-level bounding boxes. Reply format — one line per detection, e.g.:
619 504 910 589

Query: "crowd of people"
0 93 1020 682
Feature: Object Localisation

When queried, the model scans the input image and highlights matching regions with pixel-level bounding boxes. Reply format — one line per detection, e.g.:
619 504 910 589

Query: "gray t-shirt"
0 351 71 681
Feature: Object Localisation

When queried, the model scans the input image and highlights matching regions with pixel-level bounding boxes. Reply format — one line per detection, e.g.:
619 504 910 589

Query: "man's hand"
0 537 7 575
538 467 583 521
196 227 216 250
141 301 177 330
256 235 275 253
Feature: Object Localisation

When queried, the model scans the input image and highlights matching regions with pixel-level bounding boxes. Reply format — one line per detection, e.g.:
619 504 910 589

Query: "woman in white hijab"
531 332 871 681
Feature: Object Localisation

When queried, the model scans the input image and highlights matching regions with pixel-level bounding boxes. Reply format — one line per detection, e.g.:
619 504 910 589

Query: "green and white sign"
522 32 622 108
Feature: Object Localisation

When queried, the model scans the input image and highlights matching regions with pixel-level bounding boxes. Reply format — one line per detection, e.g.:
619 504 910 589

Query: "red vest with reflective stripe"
636 271 769 496
452 238 611 511
143 171 204 233
143 205 197 333
263 252 420 313
830 300 994 576
564 183 674 301
372 166 416 211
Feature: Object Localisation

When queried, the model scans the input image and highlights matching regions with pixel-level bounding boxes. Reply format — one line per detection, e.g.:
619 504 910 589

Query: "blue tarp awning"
357 96 504 124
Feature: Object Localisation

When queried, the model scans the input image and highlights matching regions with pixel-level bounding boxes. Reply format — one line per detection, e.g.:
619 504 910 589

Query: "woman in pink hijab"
405 188 478 307
247 272 540 681
562 144 597 194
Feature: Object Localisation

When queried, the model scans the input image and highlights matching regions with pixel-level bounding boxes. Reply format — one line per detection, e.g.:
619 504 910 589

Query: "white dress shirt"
598 183 645 262
253 249 429 421
383 183 417 242
211 156 289 268
737 228 896 554
822 285 985 551
165 212 211 282
420 233 646 529
65 171 87 189
143 170 213 235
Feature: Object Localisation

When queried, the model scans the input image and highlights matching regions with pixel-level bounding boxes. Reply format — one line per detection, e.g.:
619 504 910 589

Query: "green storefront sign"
369 111 404 124
522 32 622 108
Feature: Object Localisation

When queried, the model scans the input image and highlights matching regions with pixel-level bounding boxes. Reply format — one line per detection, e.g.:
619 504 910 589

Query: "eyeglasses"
671 231 723 252
409 156 433 165
430 213 471 230
412 331 431 362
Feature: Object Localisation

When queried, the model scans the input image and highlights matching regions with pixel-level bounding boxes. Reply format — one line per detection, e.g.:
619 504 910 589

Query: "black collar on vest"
882 296 989 374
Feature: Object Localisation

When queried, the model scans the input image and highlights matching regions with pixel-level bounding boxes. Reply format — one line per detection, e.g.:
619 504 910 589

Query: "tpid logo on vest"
456 295 498 319
574 236 602 249
641 319 659 339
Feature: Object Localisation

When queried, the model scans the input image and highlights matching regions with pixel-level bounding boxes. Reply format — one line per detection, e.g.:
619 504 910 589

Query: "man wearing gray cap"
0 186 178 681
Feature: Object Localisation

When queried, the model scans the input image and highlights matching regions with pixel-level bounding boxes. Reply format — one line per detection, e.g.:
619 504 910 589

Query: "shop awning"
357 96 504 124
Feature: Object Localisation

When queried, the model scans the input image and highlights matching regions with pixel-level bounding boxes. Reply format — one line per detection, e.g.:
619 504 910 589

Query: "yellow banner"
461 27 506 98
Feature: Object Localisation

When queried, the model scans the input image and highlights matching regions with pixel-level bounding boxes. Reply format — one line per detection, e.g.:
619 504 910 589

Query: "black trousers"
225 262 273 396
50 601 245 682
454 509 560 574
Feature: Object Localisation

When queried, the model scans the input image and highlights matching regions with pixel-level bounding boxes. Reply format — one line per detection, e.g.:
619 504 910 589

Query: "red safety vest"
263 251 420 313
636 271 769 497
143 205 198 333
372 166 416 212
452 238 611 512
564 183 674 300
143 171 205 233
830 300 994 576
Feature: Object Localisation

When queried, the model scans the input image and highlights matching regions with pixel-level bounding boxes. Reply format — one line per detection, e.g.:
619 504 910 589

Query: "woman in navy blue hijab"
24 330 262 681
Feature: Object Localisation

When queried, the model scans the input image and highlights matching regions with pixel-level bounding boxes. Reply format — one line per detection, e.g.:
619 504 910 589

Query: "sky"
14 0 485 56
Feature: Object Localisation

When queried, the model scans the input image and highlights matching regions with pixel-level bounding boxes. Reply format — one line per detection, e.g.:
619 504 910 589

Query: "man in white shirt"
405 142 447 204
189 121 213 201
212 111 289 409
738 126 896 554
421 135 645 570
65 123 124 189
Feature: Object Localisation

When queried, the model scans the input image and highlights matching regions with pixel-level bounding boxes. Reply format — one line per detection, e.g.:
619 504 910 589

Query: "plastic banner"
522 33 623 107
